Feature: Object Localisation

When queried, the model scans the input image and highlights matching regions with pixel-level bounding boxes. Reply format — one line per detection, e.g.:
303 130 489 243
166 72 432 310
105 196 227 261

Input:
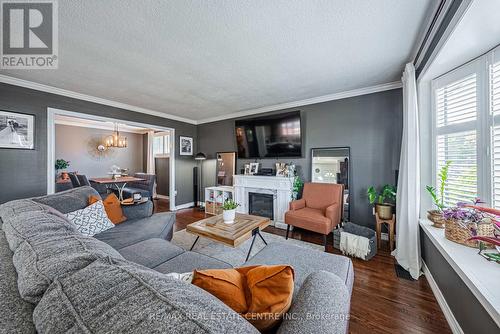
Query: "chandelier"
105 123 127 148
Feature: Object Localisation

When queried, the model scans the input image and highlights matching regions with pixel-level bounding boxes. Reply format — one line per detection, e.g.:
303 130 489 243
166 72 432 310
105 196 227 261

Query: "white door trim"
47 107 177 210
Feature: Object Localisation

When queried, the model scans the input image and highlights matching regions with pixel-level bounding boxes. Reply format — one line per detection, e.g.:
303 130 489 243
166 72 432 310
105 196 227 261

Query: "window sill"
420 219 500 326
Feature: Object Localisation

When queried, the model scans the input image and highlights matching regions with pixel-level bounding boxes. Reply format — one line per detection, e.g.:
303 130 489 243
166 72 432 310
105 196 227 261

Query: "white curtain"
146 131 157 197
392 63 421 279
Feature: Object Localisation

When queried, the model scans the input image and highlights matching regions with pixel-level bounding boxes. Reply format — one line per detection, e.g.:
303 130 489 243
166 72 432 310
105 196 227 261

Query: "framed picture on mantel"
0 110 35 150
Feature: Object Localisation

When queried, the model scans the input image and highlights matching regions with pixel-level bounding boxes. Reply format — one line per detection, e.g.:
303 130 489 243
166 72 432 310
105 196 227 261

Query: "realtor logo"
1 0 58 69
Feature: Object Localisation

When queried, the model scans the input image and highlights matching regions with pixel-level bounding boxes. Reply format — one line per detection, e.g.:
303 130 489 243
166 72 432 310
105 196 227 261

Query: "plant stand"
376 213 395 251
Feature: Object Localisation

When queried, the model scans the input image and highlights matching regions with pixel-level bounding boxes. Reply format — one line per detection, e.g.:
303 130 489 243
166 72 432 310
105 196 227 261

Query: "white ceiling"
0 0 433 123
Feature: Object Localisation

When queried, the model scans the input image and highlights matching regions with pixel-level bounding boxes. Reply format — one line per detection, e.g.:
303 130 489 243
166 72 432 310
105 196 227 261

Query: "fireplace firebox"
248 192 274 220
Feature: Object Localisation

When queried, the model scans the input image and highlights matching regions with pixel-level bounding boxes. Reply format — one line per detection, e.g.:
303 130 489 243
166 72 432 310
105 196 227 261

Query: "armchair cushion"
285 208 332 235
289 199 305 211
325 203 341 228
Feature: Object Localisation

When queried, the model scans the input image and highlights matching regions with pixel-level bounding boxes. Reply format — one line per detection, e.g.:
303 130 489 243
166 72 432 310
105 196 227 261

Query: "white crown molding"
0 74 198 125
422 261 464 334
196 81 402 124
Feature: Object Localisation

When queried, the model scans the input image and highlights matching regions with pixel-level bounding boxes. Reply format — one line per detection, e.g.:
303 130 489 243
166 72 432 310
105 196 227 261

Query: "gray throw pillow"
34 257 259 334
13 234 123 304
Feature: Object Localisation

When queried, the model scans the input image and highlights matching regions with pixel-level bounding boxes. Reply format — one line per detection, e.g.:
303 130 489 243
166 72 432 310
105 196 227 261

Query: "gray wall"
198 88 403 228
420 229 498 333
0 83 197 205
55 124 143 178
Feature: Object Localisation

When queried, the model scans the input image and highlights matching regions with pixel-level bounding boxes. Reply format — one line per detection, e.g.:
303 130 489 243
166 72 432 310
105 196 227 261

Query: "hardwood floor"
160 204 451 334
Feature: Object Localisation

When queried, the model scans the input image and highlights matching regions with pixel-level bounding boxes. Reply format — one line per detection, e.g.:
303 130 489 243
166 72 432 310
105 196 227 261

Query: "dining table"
89 176 144 201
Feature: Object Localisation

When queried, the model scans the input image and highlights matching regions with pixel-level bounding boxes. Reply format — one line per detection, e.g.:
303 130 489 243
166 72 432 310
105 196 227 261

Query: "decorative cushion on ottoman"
33 257 259 334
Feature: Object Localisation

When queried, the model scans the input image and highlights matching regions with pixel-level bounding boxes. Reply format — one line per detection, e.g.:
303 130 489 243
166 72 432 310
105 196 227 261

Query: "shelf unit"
205 186 235 215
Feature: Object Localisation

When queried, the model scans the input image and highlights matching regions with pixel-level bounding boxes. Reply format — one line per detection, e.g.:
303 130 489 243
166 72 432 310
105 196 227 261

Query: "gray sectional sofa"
0 186 353 333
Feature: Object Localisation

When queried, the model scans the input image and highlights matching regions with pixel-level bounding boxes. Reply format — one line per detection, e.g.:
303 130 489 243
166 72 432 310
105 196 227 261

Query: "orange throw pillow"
192 265 294 331
89 194 127 225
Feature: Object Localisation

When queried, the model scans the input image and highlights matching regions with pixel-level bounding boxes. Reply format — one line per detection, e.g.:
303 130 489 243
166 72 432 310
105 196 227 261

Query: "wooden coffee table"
186 213 271 261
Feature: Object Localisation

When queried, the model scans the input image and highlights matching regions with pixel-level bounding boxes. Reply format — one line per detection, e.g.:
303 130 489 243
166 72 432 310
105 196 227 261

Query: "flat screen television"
235 111 302 159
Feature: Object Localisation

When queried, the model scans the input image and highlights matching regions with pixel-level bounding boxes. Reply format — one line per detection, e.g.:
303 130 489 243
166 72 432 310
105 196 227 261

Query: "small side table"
375 213 395 251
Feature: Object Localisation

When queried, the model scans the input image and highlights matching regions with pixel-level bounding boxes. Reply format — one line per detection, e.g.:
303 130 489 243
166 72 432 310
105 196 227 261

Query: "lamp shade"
195 152 207 160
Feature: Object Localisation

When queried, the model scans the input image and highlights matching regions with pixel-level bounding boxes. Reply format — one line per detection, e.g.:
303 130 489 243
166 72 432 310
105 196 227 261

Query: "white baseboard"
156 194 169 200
173 202 194 210
422 261 464 334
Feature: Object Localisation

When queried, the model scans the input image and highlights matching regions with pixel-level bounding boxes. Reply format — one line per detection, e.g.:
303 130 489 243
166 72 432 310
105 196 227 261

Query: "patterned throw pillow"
65 201 114 237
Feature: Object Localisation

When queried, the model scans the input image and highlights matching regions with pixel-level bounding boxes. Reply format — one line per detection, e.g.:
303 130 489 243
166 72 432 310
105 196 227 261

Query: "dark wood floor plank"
156 204 451 334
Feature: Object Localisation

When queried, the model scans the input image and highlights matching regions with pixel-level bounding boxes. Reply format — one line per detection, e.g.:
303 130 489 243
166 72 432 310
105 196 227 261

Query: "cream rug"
171 229 323 266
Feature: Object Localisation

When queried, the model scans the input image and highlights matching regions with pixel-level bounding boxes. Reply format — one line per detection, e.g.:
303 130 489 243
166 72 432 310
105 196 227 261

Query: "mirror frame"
310 147 351 221
216 151 237 186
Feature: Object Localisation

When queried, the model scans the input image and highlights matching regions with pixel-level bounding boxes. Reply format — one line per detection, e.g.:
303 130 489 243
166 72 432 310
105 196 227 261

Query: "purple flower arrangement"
442 198 486 231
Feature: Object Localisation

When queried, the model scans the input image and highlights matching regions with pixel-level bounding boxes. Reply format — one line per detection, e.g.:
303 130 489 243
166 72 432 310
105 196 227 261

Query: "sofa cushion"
285 207 332 234
118 238 184 268
0 230 36 334
33 186 100 214
153 251 232 274
33 257 259 334
2 209 78 252
95 212 176 249
277 271 350 334
245 242 354 297
14 234 123 304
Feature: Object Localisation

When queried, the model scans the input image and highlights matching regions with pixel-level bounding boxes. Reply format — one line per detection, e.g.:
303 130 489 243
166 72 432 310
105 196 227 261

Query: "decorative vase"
223 209 236 224
427 210 445 228
375 203 393 220
61 172 69 180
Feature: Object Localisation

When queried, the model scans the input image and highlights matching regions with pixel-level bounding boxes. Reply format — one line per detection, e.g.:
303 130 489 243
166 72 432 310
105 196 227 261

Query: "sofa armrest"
278 271 351 334
289 199 306 211
121 200 153 221
325 202 340 224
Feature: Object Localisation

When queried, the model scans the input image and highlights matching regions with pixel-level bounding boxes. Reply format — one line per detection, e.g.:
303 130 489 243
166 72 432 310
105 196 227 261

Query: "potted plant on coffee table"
222 199 240 224
367 184 397 220
426 161 451 228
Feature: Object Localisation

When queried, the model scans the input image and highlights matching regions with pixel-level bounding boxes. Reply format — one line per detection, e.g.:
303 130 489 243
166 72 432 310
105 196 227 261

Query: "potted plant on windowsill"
367 184 397 220
426 161 451 228
222 199 240 224
55 159 70 180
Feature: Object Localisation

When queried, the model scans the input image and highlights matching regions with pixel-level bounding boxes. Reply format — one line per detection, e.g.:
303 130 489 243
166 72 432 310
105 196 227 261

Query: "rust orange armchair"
285 183 344 251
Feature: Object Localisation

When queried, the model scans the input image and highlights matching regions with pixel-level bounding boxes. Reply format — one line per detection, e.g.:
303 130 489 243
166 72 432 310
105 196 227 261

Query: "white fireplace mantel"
233 175 294 229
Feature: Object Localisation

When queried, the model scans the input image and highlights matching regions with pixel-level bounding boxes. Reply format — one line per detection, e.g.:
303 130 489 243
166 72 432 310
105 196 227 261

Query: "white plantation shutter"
434 66 479 207
490 60 500 208
436 74 477 127
437 131 477 206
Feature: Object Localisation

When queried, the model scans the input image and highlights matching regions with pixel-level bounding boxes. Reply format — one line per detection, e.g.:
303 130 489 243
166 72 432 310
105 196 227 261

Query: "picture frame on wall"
179 136 193 155
0 110 35 150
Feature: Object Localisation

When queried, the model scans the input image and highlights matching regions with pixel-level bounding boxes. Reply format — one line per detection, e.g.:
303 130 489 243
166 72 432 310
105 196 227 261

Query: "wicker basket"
427 210 445 228
444 219 495 248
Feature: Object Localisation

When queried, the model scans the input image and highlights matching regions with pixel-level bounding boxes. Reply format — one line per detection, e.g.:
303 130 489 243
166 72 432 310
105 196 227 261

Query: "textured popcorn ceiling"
0 0 432 122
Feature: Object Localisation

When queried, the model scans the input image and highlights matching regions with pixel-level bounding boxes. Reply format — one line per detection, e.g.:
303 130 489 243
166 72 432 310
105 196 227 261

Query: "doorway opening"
47 108 176 210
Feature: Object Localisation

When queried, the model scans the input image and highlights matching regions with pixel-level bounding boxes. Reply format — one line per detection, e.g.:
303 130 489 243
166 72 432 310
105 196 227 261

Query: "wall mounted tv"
235 111 302 159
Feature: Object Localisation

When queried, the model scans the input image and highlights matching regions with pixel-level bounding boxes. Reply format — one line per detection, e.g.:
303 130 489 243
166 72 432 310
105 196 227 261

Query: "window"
432 46 500 208
153 132 170 157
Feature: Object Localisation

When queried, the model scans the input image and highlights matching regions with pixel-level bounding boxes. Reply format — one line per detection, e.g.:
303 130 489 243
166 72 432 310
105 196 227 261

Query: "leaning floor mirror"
311 147 350 221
